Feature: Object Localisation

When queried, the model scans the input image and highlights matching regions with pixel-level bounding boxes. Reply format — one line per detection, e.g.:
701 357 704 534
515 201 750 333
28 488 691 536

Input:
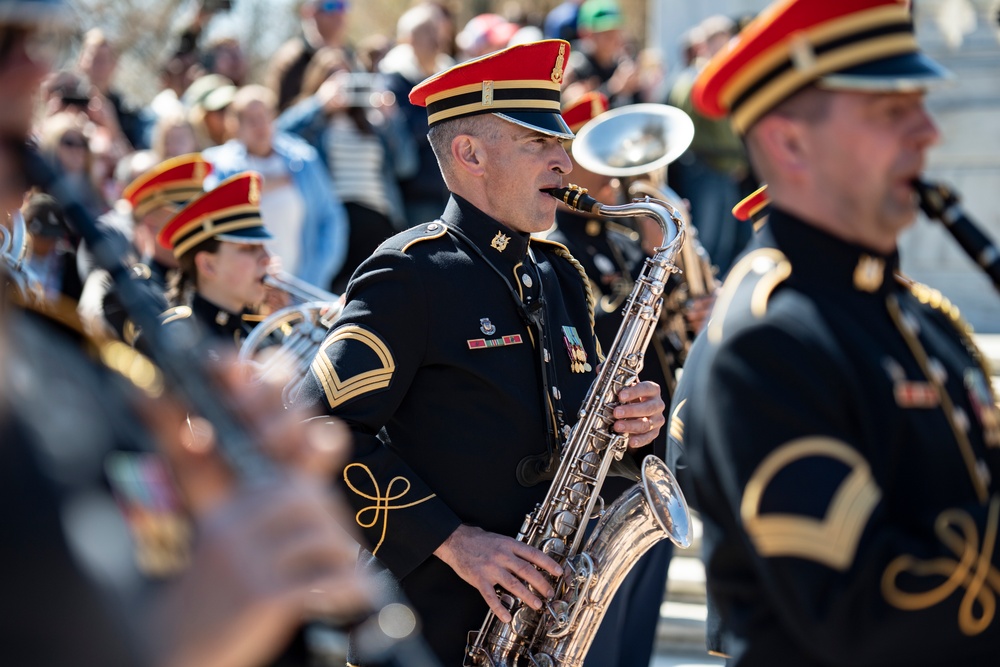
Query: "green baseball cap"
578 0 623 34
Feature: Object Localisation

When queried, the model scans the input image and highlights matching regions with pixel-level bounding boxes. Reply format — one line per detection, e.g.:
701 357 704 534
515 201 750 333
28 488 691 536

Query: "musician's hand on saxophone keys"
434 524 563 624
612 380 666 448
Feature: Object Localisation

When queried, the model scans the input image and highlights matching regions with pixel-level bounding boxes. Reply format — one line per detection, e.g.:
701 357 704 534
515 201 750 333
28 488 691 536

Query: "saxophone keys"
551 510 578 536
540 537 566 557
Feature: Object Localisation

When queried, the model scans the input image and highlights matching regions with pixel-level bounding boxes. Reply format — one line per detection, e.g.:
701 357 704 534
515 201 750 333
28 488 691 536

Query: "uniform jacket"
296 195 602 665
683 208 1000 666
160 293 256 354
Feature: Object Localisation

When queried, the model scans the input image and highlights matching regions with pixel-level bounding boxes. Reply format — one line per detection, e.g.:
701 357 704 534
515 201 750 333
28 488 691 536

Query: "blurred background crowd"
24 0 773 316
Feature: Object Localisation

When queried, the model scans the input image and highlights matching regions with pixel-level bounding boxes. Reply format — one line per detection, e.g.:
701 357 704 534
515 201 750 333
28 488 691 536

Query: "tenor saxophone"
465 185 693 667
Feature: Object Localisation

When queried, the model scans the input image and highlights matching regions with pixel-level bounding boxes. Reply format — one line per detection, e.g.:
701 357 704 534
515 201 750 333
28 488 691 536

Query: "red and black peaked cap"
693 0 950 134
410 39 575 140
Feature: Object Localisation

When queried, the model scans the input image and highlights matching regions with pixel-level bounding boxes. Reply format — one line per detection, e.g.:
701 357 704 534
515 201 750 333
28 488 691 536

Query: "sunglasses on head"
315 0 348 14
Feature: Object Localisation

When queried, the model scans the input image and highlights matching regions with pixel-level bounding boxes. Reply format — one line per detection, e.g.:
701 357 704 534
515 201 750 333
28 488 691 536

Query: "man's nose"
553 143 573 175
913 105 940 150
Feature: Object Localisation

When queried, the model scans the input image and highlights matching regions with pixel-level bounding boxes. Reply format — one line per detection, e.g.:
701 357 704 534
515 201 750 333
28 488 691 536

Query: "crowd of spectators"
22 0 760 312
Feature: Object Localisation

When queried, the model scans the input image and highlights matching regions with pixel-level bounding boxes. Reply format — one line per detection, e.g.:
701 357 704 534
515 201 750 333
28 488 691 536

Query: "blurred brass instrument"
239 272 342 399
1 210 45 303
571 104 718 367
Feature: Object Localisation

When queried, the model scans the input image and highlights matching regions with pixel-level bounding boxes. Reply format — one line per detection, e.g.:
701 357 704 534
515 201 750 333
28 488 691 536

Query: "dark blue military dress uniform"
297 194 605 665
160 293 257 354
683 207 1000 666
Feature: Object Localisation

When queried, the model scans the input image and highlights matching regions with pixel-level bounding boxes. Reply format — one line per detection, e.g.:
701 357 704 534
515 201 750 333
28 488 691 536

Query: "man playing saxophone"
295 39 666 666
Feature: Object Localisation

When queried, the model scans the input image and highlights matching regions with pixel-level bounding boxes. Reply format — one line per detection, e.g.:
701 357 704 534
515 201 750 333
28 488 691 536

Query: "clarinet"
19 144 440 667
912 178 1000 294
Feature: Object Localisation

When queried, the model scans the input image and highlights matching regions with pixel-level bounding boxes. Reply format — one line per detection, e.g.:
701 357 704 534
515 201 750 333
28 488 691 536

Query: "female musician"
157 171 273 348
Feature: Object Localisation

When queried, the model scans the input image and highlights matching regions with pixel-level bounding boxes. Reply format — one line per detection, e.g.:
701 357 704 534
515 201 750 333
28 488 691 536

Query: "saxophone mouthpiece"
543 185 601 215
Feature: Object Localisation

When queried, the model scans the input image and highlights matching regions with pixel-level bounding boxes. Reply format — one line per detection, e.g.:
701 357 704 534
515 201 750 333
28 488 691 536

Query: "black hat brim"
215 227 273 244
819 52 952 92
494 110 575 140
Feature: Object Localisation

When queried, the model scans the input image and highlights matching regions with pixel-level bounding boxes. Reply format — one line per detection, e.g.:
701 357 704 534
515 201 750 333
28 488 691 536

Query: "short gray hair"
427 114 505 184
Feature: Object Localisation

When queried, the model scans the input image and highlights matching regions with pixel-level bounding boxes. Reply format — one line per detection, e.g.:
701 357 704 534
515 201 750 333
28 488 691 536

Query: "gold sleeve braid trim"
882 496 1000 636
311 325 395 409
343 463 436 556
741 437 882 571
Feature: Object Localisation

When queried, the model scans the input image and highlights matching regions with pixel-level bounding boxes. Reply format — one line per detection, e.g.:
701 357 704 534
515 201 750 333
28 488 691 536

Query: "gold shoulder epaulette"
708 247 792 344
160 305 192 325
400 221 449 253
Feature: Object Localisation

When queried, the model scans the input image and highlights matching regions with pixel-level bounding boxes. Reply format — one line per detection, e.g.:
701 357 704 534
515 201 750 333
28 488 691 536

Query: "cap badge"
482 80 495 107
491 231 511 253
480 318 496 336
249 175 261 206
551 43 567 84
194 160 207 182
854 255 884 292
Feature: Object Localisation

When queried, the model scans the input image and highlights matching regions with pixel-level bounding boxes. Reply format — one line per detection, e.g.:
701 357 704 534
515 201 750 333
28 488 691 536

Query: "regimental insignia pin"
562 325 591 373
965 368 1000 447
215 310 230 325
480 318 496 336
853 254 884 292
482 80 495 107
491 231 510 252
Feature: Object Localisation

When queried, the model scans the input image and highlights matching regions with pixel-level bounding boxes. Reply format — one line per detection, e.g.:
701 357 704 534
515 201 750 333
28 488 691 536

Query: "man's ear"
750 114 810 178
450 134 487 177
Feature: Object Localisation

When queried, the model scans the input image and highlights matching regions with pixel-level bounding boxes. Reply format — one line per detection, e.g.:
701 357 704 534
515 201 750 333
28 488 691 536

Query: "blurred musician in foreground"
157 171 273 351
1 2 370 664
296 40 667 665
679 0 1000 664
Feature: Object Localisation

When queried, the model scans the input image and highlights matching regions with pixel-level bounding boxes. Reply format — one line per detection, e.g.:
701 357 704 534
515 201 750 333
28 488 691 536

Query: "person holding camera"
277 46 417 293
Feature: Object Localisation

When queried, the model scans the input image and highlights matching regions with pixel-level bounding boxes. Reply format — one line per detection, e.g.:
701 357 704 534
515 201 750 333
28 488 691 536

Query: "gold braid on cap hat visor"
132 183 205 219
170 204 263 258
719 4 917 133
425 79 563 126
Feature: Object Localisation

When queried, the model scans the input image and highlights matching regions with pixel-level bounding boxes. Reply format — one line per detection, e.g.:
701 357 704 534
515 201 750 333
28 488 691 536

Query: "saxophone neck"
545 184 684 254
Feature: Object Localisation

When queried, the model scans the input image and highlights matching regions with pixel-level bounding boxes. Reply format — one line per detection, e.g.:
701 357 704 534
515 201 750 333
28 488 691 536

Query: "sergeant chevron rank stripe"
311 325 395 408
